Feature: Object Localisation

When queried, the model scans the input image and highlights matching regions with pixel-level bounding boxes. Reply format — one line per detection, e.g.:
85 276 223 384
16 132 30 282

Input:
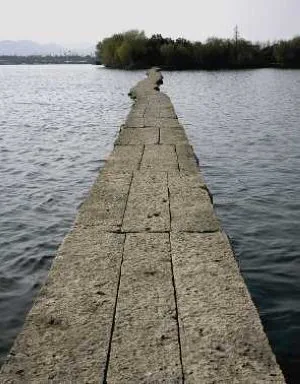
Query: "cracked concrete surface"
0 68 285 383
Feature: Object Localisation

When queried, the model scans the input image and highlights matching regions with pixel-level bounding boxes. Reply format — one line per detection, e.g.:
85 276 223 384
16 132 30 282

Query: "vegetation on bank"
96 30 300 70
0 55 95 65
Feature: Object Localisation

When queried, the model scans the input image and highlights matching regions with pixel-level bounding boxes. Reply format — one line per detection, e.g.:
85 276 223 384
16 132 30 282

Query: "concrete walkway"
0 69 285 383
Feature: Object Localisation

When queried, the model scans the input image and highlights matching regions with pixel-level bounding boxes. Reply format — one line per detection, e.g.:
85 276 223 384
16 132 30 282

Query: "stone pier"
0 69 285 383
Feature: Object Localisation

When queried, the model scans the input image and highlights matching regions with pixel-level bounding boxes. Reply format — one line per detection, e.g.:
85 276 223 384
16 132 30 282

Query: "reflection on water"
162 69 300 383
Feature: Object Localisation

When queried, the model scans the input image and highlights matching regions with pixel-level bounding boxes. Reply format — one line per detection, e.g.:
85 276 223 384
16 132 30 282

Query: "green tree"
274 36 300 67
96 30 300 70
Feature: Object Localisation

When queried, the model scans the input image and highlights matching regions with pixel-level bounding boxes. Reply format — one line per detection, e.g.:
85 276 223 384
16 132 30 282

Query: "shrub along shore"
96 30 300 70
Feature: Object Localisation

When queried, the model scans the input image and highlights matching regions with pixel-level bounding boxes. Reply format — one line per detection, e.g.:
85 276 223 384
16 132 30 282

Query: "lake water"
162 69 300 383
0 65 300 382
0 65 143 366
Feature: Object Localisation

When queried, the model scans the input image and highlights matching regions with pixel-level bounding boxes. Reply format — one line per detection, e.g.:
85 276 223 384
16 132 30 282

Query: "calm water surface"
0 66 300 383
163 69 300 383
0 65 142 365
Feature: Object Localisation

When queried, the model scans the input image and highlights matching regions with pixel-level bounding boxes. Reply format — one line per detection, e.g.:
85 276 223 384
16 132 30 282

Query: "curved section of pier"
0 68 285 383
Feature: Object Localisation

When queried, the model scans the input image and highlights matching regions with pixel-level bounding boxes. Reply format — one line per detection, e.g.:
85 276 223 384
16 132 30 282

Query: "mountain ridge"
0 40 95 56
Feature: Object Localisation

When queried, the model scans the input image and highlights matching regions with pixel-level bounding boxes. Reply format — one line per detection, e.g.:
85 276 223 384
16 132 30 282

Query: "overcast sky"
1 0 299 45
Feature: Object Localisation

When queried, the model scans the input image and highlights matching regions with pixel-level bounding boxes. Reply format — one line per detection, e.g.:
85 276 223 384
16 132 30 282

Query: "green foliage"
97 30 147 69
273 36 300 68
96 30 300 70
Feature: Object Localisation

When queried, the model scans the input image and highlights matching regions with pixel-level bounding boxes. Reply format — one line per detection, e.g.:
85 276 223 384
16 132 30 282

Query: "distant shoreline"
0 55 95 65
1 61 299 70
1 55 299 70
96 31 300 70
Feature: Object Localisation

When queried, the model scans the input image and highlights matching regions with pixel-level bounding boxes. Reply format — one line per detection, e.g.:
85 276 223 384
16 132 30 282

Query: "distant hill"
0 40 64 55
65 43 96 56
0 40 95 56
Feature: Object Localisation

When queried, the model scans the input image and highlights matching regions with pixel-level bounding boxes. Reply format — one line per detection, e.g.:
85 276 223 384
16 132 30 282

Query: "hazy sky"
1 0 299 45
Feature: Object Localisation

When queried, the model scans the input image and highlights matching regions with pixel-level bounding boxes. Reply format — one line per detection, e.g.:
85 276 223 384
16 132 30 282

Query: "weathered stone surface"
124 116 145 128
127 105 146 119
144 107 161 118
0 230 125 384
105 144 143 171
75 171 132 231
116 127 159 145
171 232 285 383
129 68 162 99
144 117 161 127
107 233 182 383
160 108 177 119
176 143 200 174
0 67 285 384
122 171 170 232
127 110 145 119
140 144 178 171
168 173 220 232
143 103 176 119
145 117 181 128
160 127 188 144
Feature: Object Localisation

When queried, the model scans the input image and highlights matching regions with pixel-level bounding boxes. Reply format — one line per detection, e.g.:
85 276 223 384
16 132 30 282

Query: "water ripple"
163 68 300 383
0 65 143 365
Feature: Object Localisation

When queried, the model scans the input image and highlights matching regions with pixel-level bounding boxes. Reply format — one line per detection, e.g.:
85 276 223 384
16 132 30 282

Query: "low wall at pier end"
0 68 285 383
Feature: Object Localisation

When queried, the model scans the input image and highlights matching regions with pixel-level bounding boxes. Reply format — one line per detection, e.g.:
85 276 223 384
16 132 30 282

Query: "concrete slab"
0 67 285 384
125 117 145 128
176 144 200 174
151 94 172 103
116 127 159 145
0 230 125 384
127 105 146 119
122 171 170 232
160 108 177 119
129 69 162 99
140 144 179 171
105 144 144 171
171 232 285 383
106 233 182 383
145 117 181 128
160 119 182 128
144 107 161 118
144 117 161 127
160 127 188 144
168 173 220 232
75 171 132 231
